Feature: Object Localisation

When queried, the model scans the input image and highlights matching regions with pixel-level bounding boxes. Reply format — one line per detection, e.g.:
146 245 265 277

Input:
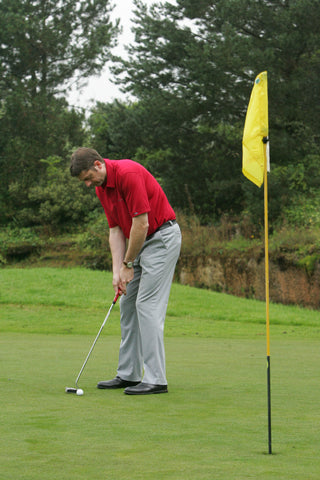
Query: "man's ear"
94 160 103 169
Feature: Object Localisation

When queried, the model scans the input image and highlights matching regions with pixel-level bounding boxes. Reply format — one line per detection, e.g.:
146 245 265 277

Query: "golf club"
65 289 120 395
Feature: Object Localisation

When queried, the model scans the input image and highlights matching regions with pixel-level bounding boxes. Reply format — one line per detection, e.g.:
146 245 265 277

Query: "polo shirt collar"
103 159 115 188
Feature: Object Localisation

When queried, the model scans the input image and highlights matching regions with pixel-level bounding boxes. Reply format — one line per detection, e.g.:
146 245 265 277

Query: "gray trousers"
117 222 181 385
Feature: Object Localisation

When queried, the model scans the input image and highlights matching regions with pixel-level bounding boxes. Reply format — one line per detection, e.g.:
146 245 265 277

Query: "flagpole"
263 137 272 454
242 70 271 453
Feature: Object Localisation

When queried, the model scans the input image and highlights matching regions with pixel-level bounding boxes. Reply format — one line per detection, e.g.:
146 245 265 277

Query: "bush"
77 213 112 270
0 226 44 262
8 158 101 231
282 192 320 228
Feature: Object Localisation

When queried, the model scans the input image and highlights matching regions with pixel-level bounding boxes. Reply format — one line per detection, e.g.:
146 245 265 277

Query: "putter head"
65 387 77 394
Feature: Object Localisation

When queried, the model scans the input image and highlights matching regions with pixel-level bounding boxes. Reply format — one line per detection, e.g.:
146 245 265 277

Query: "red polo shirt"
95 159 176 239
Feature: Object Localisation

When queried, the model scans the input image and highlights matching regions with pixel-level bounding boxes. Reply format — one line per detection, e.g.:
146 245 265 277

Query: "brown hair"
70 148 103 177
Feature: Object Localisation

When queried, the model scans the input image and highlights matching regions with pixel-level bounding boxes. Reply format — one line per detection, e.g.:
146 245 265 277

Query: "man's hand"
119 264 134 295
110 213 149 295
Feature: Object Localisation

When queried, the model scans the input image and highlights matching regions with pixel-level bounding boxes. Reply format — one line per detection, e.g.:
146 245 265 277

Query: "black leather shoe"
97 376 140 389
124 382 168 395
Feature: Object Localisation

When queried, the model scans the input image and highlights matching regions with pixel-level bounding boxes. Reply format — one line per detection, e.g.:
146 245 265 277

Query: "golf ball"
76 389 84 396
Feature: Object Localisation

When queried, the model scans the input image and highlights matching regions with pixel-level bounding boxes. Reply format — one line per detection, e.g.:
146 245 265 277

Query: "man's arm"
109 213 149 295
124 213 149 265
109 226 126 293
120 213 149 294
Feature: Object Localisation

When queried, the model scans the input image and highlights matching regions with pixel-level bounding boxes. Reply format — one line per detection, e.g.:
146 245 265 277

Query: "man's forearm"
109 226 126 275
124 214 149 263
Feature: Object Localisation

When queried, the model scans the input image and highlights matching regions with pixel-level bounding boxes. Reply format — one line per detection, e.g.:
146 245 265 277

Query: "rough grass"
1 267 320 479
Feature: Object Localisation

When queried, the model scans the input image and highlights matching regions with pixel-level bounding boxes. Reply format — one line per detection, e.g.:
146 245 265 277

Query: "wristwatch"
123 261 133 269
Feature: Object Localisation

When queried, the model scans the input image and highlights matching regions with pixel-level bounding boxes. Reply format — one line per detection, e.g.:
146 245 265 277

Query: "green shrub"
0 226 44 261
77 213 112 270
8 161 101 231
298 254 320 276
282 192 320 228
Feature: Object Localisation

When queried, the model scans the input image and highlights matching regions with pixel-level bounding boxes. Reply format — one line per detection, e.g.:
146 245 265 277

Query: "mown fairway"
1 268 320 479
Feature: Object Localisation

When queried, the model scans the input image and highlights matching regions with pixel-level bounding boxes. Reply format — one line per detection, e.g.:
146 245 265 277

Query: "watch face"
127 262 133 268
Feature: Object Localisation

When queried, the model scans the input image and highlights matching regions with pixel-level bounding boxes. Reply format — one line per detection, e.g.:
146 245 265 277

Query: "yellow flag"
242 71 269 187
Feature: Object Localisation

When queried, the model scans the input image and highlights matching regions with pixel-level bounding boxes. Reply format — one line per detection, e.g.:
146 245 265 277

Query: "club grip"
113 290 121 304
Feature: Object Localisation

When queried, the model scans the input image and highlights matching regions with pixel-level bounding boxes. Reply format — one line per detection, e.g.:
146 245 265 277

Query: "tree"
0 0 119 224
88 100 146 159
0 0 119 99
108 0 320 224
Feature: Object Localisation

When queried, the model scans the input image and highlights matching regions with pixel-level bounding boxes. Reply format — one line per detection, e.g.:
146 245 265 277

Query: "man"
70 147 181 395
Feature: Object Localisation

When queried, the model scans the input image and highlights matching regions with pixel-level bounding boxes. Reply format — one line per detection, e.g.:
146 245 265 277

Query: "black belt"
146 219 177 241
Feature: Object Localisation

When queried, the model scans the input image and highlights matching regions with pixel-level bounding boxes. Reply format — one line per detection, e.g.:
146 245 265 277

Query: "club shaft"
75 292 120 387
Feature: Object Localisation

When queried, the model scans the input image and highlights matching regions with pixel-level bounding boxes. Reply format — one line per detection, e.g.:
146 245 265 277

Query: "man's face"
78 161 106 187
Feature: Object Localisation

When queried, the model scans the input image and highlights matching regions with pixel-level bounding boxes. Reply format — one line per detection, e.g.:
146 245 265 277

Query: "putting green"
1 332 320 480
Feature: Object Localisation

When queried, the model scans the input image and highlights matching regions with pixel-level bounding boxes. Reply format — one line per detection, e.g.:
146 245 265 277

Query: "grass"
1 267 320 479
